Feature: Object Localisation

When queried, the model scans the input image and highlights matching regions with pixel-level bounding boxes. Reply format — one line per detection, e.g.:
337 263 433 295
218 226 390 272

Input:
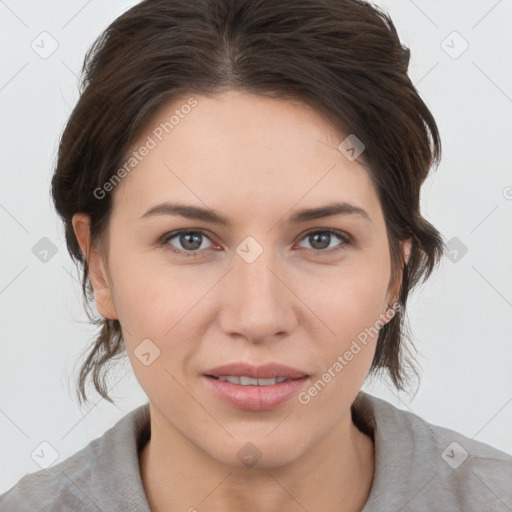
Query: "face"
74 89 408 468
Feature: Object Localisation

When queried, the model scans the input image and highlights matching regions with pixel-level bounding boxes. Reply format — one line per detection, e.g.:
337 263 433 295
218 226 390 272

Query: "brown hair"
51 0 445 406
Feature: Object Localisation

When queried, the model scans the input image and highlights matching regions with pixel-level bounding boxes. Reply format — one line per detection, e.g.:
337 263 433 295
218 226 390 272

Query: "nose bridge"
244 256 276 292
234 235 282 306
219 234 295 339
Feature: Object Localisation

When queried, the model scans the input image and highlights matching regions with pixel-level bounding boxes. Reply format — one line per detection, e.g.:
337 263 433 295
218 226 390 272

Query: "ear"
385 238 412 310
72 213 118 320
403 238 412 265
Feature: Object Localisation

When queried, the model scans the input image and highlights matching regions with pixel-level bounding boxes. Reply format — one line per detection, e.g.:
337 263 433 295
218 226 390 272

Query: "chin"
205 435 308 470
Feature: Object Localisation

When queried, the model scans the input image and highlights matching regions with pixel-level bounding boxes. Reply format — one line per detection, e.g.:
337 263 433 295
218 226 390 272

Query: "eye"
296 229 351 255
162 229 214 257
160 228 352 258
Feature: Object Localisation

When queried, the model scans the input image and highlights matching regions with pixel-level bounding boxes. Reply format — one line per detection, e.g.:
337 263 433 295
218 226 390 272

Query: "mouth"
202 362 310 411
205 361 308 380
206 375 301 385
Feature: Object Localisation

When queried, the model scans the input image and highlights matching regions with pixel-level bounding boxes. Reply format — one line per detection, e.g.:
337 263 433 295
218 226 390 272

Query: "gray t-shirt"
1 393 511 511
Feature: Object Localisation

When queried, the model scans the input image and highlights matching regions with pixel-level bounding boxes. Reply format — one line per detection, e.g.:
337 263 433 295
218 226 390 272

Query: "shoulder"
0 464 97 512
360 393 512 512
0 437 104 511
0 403 151 512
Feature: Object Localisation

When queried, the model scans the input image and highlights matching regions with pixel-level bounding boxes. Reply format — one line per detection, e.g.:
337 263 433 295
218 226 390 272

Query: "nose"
218 242 297 344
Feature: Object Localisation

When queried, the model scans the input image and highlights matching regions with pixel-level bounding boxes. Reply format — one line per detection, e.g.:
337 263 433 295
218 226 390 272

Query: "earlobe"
71 214 119 320
403 238 412 265
385 238 413 313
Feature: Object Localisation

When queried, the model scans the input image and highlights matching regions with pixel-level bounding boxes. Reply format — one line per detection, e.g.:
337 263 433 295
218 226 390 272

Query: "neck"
139 403 374 512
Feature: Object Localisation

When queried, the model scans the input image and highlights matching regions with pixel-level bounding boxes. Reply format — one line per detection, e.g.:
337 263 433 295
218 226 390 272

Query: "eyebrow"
139 200 372 227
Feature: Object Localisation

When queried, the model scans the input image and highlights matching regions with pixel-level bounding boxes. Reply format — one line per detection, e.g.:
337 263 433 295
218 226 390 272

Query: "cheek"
307 256 390 336
297 254 390 382
106 234 203 330
107 251 215 387
295 281 387 415
108 258 206 402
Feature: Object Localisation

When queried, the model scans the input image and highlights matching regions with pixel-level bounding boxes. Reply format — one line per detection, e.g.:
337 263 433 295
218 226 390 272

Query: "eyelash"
160 229 352 258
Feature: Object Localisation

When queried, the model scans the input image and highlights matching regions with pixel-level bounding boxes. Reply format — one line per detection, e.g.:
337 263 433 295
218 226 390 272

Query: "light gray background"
1 0 511 494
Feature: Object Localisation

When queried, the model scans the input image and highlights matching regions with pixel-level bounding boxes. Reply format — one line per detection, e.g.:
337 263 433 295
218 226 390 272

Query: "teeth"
216 376 288 385
240 376 258 385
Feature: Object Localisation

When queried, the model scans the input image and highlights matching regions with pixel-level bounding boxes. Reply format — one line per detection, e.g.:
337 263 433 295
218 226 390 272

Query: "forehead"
111 90 381 225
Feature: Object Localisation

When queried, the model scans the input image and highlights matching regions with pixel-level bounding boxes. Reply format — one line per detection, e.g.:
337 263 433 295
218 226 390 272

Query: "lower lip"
203 375 310 411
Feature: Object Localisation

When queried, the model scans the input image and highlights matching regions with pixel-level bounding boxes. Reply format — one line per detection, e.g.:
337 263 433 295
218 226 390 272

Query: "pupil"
311 233 330 249
182 233 201 250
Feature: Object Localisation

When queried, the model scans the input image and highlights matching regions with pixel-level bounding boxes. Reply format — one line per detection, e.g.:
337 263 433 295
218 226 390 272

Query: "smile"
211 376 289 385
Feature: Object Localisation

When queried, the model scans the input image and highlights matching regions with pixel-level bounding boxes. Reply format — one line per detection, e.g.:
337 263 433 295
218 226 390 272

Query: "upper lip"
205 362 308 380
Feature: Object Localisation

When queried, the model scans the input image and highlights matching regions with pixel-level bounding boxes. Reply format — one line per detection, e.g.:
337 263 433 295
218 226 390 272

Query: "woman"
1 0 510 510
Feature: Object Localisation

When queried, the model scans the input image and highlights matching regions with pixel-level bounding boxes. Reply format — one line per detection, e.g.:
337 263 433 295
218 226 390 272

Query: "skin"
73 89 411 512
